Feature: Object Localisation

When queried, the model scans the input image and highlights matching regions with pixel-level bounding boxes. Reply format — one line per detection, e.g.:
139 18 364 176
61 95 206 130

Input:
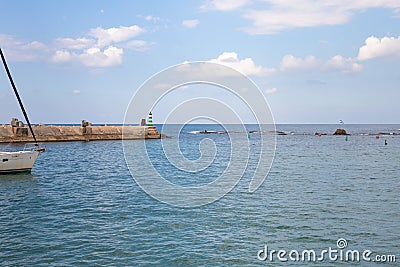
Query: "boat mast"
0 48 38 146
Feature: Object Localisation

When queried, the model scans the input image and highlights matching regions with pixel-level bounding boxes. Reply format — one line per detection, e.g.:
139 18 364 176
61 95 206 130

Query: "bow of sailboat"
0 48 45 174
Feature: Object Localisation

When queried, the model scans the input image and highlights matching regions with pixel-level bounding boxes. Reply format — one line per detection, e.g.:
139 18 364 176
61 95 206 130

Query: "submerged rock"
333 128 347 135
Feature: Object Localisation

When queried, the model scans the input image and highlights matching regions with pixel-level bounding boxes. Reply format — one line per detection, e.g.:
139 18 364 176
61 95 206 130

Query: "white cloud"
51 46 124 67
0 34 46 61
51 50 72 63
50 25 146 67
72 89 81 94
265 87 277 94
209 52 275 76
1 24 148 68
88 25 145 47
242 3 347 34
325 55 362 73
358 36 400 60
145 15 160 22
175 55 274 79
280 54 362 73
182 19 200 28
280 55 320 71
201 0 251 11
237 0 400 34
54 38 95 50
78 46 123 67
123 40 153 51
278 36 400 74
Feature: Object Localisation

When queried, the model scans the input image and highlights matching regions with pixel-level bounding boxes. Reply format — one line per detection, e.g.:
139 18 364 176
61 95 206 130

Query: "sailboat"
0 48 45 174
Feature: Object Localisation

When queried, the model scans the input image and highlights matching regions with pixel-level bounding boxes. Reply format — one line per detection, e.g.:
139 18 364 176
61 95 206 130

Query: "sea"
0 124 399 266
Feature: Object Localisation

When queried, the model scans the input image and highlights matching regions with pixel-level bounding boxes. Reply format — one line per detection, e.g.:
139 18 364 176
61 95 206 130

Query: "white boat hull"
0 150 40 174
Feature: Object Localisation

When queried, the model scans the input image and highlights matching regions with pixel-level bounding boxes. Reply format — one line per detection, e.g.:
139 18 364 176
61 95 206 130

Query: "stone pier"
0 119 161 143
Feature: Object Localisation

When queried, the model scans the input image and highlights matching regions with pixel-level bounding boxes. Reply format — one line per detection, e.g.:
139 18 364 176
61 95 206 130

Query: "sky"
0 0 399 124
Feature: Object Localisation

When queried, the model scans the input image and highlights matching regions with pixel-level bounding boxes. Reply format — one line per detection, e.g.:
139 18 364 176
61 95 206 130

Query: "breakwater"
0 121 161 143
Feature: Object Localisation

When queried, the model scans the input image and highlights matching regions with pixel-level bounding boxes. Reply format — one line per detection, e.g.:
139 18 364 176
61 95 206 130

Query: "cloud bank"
52 25 145 67
209 52 275 76
358 36 400 60
1 24 147 68
280 54 362 73
201 0 251 11
202 0 400 35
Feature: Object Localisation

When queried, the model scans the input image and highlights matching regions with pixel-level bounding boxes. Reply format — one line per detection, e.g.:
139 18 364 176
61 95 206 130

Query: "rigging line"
0 48 38 146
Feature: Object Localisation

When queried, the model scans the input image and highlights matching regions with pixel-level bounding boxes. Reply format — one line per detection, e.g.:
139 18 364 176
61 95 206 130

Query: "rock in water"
333 128 347 135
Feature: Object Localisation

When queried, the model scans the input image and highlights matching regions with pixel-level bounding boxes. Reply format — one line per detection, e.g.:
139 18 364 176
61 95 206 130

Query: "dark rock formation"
333 128 347 135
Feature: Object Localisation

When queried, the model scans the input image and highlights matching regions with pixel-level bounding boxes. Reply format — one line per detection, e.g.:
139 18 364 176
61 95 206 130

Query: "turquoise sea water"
0 124 399 266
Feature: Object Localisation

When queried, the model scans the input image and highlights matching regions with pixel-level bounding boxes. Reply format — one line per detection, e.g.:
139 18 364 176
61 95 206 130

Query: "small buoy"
345 135 349 141
375 134 380 139
248 133 250 139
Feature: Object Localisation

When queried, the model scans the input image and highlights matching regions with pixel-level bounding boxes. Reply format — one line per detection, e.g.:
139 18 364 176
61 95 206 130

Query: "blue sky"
0 0 399 124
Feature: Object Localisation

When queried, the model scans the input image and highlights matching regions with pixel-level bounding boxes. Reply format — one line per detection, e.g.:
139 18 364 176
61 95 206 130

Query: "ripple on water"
1 125 400 266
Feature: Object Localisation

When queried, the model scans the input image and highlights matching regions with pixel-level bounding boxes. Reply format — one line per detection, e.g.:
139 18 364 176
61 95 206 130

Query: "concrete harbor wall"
0 121 161 143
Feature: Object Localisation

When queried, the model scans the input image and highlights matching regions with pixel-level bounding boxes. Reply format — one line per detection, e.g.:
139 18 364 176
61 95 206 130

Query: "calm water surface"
0 124 399 266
